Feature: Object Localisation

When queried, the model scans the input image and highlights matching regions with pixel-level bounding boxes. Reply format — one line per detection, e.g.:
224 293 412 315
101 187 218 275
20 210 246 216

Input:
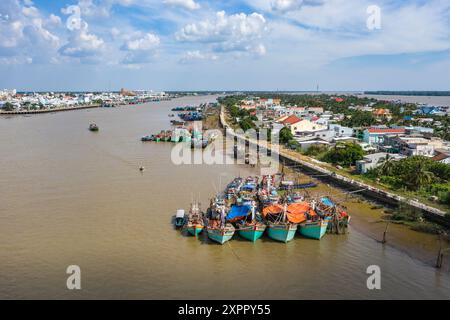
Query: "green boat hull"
207 226 235 244
238 224 266 242
186 225 204 236
267 223 297 243
299 220 328 240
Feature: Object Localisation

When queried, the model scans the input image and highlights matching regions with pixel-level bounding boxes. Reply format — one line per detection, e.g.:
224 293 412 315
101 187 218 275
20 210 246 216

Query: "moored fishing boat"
263 204 300 243
293 201 328 240
234 202 266 242
174 209 185 228
225 177 243 199
299 219 329 240
206 199 235 244
316 197 351 234
185 202 204 237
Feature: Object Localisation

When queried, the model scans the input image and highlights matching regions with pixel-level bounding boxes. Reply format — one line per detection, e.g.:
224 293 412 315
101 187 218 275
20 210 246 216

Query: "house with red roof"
372 108 392 120
276 115 327 136
363 127 406 145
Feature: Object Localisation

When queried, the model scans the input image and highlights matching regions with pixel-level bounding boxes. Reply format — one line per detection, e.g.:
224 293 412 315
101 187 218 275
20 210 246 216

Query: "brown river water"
1 95 449 300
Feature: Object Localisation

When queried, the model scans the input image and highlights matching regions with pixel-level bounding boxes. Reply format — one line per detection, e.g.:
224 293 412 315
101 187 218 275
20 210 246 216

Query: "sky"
0 0 450 91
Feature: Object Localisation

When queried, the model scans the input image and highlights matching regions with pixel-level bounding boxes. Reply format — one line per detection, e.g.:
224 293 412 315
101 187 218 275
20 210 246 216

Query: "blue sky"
0 0 450 91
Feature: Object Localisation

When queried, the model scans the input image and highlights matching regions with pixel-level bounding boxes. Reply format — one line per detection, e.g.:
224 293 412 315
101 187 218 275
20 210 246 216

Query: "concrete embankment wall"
219 107 449 222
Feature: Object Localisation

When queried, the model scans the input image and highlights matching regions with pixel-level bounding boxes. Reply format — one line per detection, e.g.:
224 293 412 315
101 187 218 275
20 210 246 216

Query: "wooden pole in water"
382 221 390 244
436 233 444 269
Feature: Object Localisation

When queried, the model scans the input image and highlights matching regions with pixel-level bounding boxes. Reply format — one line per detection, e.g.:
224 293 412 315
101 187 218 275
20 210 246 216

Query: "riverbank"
0 104 101 115
219 105 450 269
220 106 448 218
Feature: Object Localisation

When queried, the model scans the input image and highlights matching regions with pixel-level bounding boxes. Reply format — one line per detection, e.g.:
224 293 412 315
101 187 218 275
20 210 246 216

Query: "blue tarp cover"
241 184 256 191
226 205 251 220
321 197 335 207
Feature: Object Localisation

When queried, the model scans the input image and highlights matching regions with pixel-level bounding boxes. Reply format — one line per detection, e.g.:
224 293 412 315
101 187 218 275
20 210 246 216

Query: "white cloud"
121 32 160 64
164 0 200 10
59 21 105 61
271 0 303 12
0 0 60 64
179 50 218 63
176 10 268 56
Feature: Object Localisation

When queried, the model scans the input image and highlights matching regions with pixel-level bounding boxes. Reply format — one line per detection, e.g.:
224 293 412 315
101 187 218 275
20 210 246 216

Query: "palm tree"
405 162 434 191
378 154 396 176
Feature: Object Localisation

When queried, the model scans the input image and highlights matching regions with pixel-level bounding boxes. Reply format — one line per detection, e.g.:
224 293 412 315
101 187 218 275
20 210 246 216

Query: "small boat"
174 209 185 228
141 135 154 142
89 123 99 132
185 202 204 237
206 200 235 244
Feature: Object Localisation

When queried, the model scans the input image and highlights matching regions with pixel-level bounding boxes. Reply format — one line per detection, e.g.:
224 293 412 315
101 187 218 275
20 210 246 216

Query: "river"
0 95 449 299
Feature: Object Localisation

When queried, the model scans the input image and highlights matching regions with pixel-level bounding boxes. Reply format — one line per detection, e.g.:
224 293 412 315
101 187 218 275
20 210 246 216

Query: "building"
372 108 392 120
395 137 435 157
432 151 450 164
362 127 406 145
329 124 354 137
356 153 405 174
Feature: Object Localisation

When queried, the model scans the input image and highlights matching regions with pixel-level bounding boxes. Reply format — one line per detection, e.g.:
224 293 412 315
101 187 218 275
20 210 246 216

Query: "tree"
279 127 293 144
239 117 255 131
2 102 14 111
379 154 396 176
404 161 435 191
322 142 364 167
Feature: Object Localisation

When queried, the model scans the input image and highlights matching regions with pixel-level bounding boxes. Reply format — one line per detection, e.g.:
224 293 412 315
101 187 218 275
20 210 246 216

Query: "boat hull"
299 220 328 240
186 224 204 236
238 224 266 242
207 226 235 244
267 223 297 243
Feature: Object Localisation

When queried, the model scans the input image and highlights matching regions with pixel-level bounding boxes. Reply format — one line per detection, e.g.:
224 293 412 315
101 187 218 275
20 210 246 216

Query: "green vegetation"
340 111 376 127
2 102 15 111
279 127 293 144
365 156 450 205
321 142 364 167
302 144 329 157
387 207 444 235
219 95 257 131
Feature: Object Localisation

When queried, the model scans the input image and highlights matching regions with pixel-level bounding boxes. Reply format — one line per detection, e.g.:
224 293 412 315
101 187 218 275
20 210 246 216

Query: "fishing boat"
89 123 99 132
206 200 235 244
299 219 329 240
294 201 328 240
286 191 304 203
225 177 243 200
174 209 185 228
258 175 280 206
316 197 351 234
233 202 266 242
262 204 299 243
185 202 204 237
